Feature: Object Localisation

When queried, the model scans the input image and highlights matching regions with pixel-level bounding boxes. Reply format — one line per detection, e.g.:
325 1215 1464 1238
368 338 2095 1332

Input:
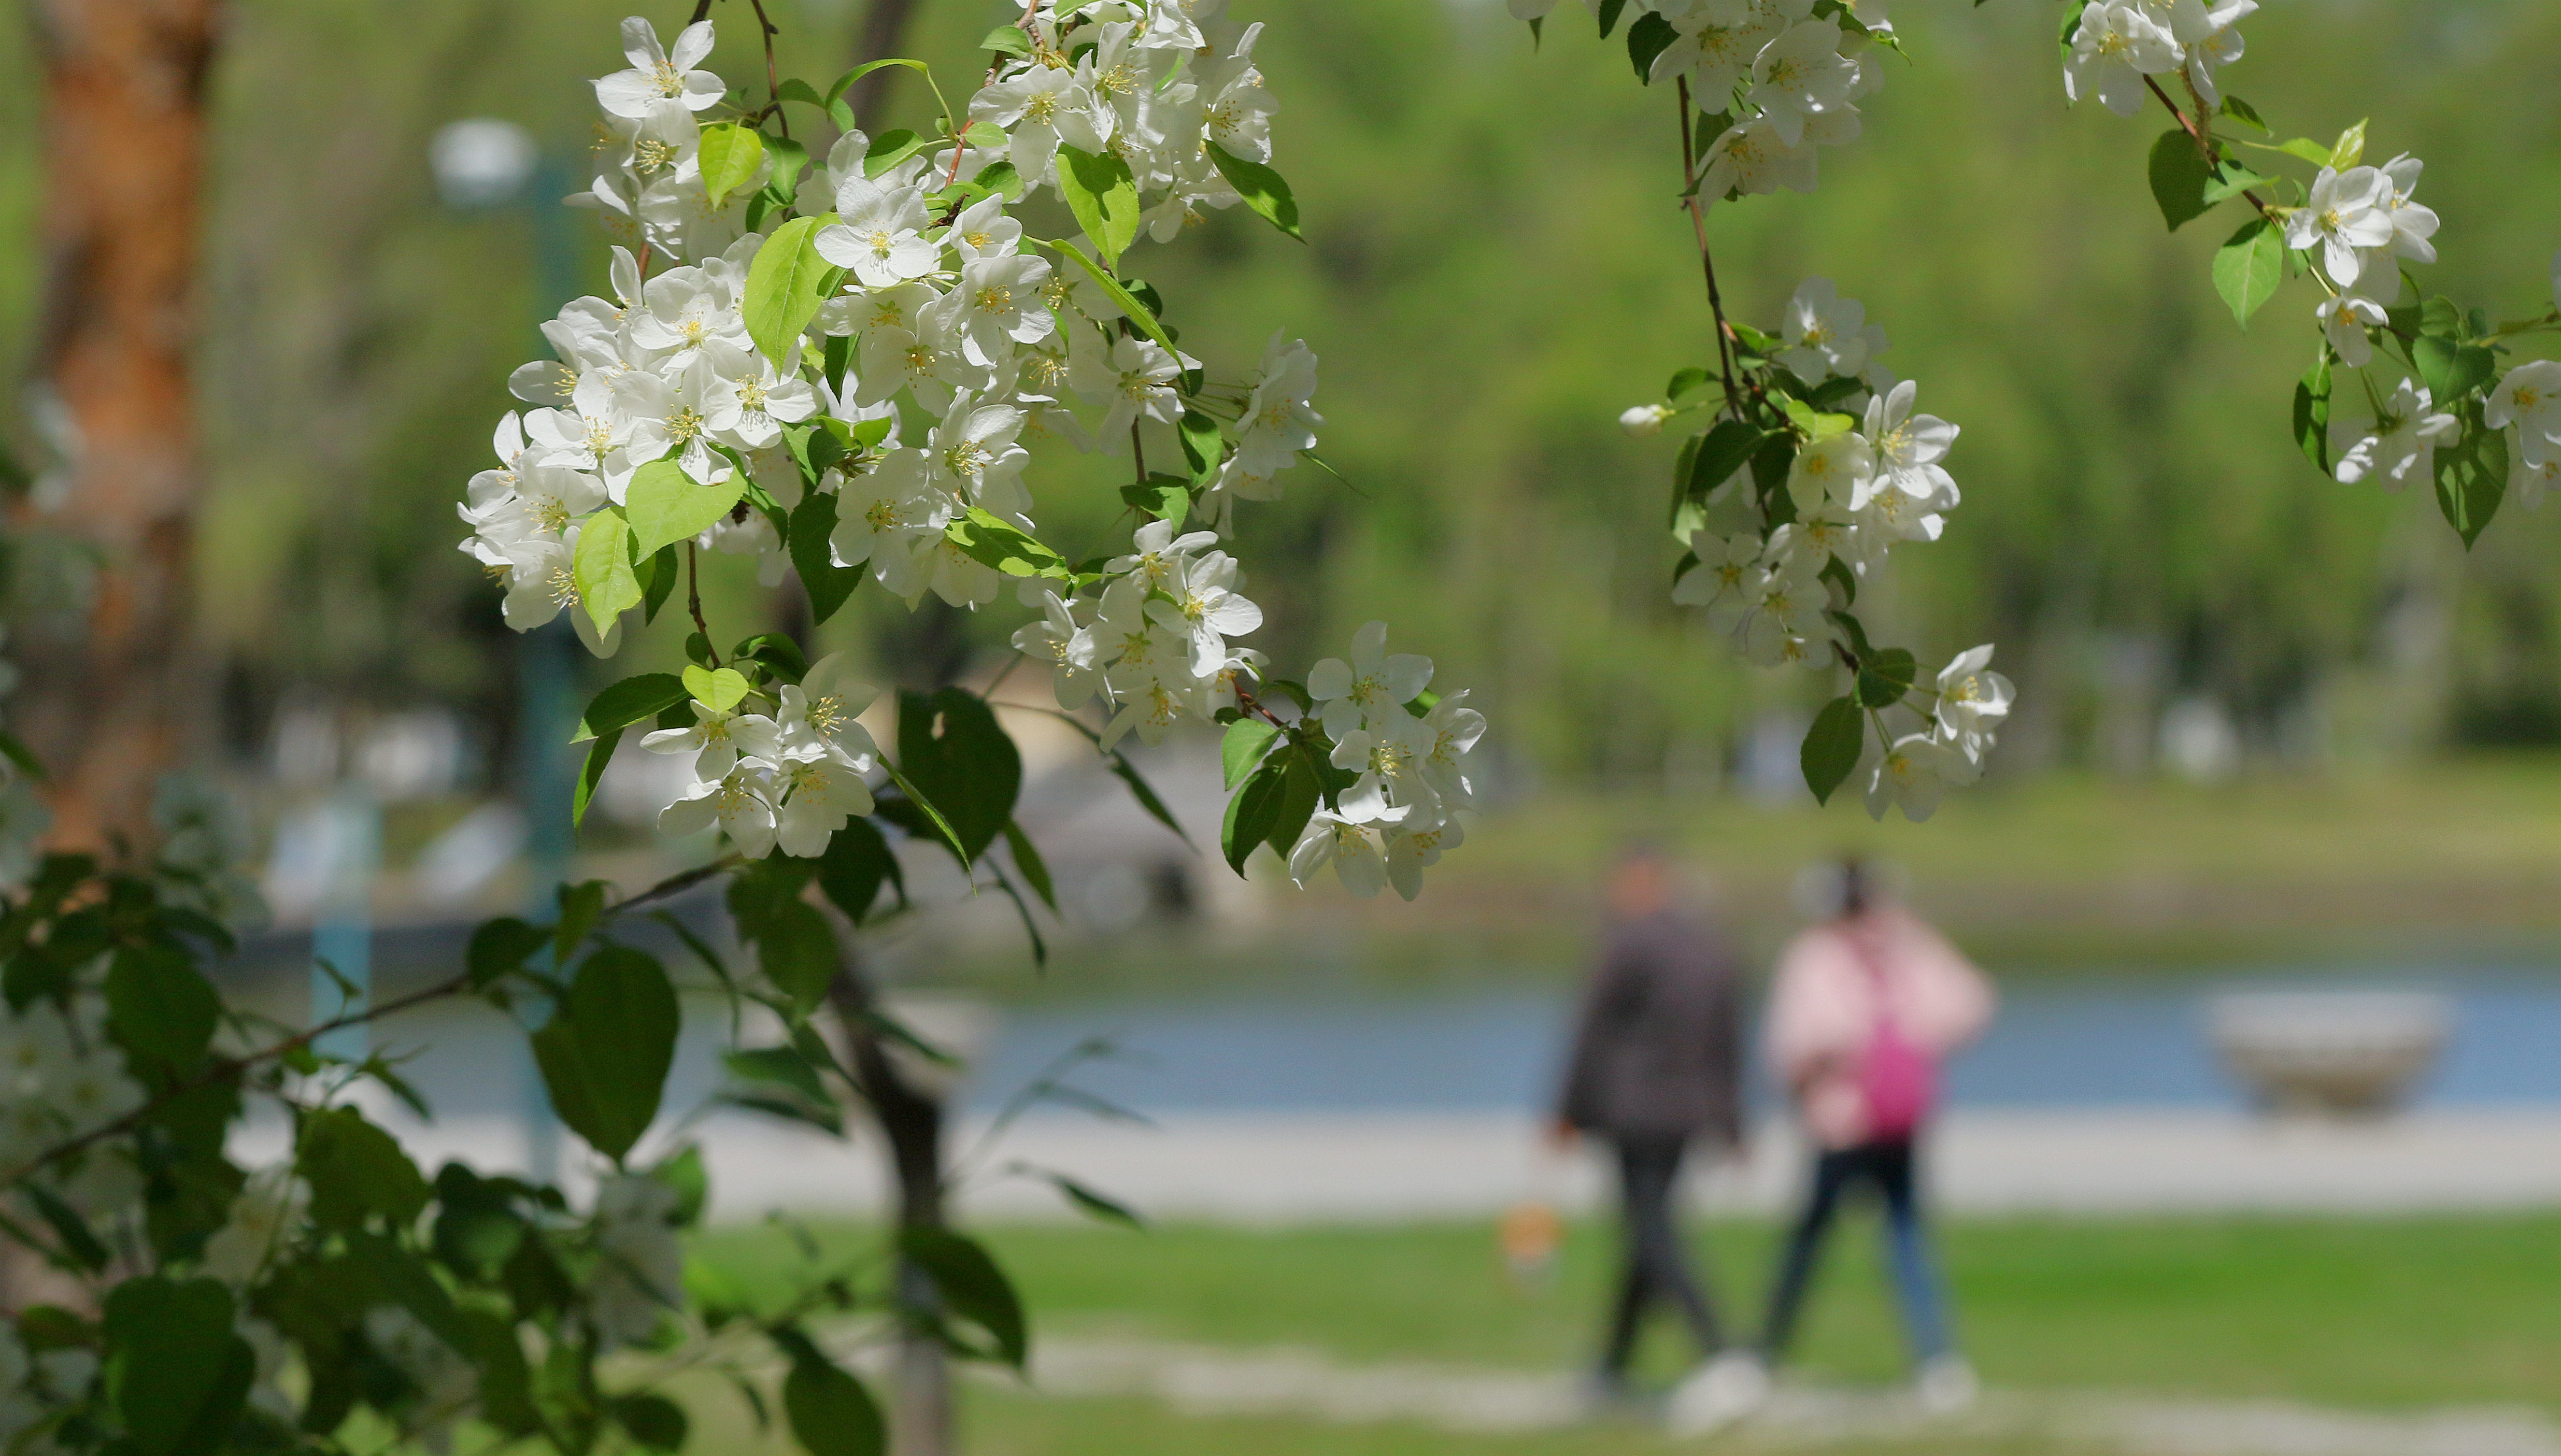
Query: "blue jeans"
1760 1137 1954 1364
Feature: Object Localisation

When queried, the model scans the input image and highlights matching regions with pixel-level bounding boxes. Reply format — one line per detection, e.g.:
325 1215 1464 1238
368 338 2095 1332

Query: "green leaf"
1042 238 1182 358
1178 410 1223 483
743 212 843 368
1030 1168 1145 1227
25 1181 110 1272
698 123 766 207
1057 145 1142 265
788 489 866 626
0 729 43 782
900 1227 1029 1370
297 1105 430 1230
959 120 1008 151
682 664 752 712
817 816 902 924
1222 719 1281 789
1221 758 1289 877
573 508 642 634
1781 397 1855 441
2435 410 2507 549
1116 753 1194 848
2147 128 2216 232
106 945 218 1068
2274 136 2335 167
468 916 550 988
895 688 1021 863
2200 160 2272 206
2294 351 2334 475
1119 475 1192 529
2218 93 2269 133
2329 118 2367 170
1687 420 1767 503
778 1330 886 1456
575 674 688 744
749 897 840 1016
625 458 747 560
946 507 1071 578
2413 334 2497 404
2057 0 2090 64
1800 695 1866 807
1203 141 1304 242
1001 821 1056 911
2210 216 2284 328
980 23 1032 56
556 878 609 964
1626 9 1679 79
826 56 927 124
1597 0 1627 37
724 1046 840 1134
613 1392 692 1452
533 946 679 1163
1855 648 1917 708
641 543 680 623
863 128 930 177
1665 366 1713 403
573 727 621 829
104 1277 253 1456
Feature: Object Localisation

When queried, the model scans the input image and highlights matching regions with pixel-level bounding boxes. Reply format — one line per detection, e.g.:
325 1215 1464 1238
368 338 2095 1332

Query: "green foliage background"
6 0 2561 783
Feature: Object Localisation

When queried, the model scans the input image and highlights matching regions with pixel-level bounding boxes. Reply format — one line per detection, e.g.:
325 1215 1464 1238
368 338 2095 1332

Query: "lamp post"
432 118 579 1178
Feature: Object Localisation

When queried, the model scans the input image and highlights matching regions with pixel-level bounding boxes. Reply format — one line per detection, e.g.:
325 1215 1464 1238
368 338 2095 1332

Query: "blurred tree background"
5 0 2560 802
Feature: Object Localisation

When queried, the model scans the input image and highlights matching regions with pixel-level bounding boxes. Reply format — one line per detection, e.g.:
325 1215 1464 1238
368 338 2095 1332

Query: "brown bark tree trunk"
18 0 222 851
829 965 956 1456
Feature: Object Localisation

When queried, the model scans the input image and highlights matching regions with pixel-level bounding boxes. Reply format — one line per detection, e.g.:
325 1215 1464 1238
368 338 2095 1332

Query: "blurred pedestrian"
1675 855 1994 1431
1550 844 1747 1403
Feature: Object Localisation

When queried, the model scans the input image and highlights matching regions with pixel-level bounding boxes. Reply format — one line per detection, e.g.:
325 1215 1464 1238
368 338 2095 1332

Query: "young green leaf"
1800 695 1866 806
573 507 642 634
681 664 752 712
945 507 1071 578
1057 145 1142 264
2211 216 2284 328
863 128 929 177
2329 118 2367 170
980 24 1032 57
1222 719 1281 789
1204 141 1304 242
1043 238 1180 356
625 459 747 560
742 212 842 367
698 123 766 207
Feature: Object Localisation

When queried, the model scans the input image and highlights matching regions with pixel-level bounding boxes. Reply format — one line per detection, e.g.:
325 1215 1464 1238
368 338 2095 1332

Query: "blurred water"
964 970 2561 1117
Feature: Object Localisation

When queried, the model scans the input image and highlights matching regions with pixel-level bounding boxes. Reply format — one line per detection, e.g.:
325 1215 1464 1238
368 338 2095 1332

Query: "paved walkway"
1023 1336 2561 1455
241 1104 2561 1220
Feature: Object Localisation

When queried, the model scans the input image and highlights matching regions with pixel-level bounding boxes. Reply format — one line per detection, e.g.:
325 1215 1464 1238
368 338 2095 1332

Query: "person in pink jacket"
1675 856 1995 1429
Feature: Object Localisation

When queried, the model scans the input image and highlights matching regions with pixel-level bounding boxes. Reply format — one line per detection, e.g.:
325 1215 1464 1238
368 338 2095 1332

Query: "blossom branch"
2145 76 2271 222
1675 77 1743 417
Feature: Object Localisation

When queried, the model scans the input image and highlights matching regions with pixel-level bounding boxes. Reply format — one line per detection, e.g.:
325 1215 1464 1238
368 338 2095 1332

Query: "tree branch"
1676 77 1743 416
2146 76 2272 222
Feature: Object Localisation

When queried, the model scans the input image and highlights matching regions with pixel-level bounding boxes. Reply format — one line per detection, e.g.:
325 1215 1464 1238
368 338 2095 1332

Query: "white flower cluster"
1285 623 1486 901
639 652 882 859
1645 279 2008 818
1013 519 1265 751
0 1000 146 1215
2062 0 2255 117
1514 0 1888 201
458 8 1481 891
2492 327 2561 509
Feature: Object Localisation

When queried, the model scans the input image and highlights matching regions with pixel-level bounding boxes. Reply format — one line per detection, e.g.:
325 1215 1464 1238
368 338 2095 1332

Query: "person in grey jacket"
1551 845 1747 1393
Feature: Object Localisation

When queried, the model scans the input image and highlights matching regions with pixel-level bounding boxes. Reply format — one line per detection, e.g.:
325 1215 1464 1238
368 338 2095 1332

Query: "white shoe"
1914 1353 1978 1414
1666 1351 1769 1434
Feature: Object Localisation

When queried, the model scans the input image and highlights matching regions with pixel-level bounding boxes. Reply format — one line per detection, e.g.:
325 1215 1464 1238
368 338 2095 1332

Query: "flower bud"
1619 403 1672 437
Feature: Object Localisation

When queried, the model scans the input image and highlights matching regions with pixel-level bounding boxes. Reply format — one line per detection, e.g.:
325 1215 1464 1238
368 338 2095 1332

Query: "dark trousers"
1760 1137 1954 1363
1600 1134 1724 1375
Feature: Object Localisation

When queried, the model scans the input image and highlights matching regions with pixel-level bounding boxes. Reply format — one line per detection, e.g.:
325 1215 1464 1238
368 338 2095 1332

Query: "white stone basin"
2206 991 2452 1116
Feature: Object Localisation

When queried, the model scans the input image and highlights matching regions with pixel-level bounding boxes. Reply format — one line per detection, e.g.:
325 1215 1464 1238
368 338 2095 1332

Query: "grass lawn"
692 1214 2561 1418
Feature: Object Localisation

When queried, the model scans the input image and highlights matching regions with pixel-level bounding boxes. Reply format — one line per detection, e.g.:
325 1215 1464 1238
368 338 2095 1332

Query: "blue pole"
310 783 379 1062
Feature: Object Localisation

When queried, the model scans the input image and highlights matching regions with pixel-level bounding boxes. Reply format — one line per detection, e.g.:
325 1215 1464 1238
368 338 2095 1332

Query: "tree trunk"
829 965 955 1456
19 0 222 851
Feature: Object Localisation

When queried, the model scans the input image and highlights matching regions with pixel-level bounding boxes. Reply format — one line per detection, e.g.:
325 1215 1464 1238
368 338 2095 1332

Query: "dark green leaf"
2435 410 2508 549
611 1393 690 1452
1800 695 1866 807
817 816 903 924
1112 754 1192 848
900 1227 1029 1369
297 1105 430 1230
2295 351 2333 475
555 878 609 965
1000 821 1056 911
575 674 689 744
789 490 866 626
2211 216 2284 327
534 946 679 1163
1057 144 1142 264
781 1343 886 1456
1597 0 1627 37
1221 759 1288 877
1688 420 1768 503
1027 1167 1145 1227
1221 719 1280 789
105 1276 253 1456
1203 141 1303 242
1265 744 1324 859
24 1181 110 1272
895 688 1022 863
1855 648 1917 708
1665 366 1712 403
751 898 840 1016
1626 10 1678 79
2413 335 2497 404
106 944 218 1068
2146 128 2216 232
0 729 44 782
572 726 621 829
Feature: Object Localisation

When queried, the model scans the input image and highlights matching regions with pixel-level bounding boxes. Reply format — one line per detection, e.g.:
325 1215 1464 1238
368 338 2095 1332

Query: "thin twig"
745 0 787 138
2146 76 2272 222
1676 78 1743 416
687 540 721 665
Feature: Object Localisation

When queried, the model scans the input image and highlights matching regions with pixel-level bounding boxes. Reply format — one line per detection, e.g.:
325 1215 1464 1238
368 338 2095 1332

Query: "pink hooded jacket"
1766 908 1996 1149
